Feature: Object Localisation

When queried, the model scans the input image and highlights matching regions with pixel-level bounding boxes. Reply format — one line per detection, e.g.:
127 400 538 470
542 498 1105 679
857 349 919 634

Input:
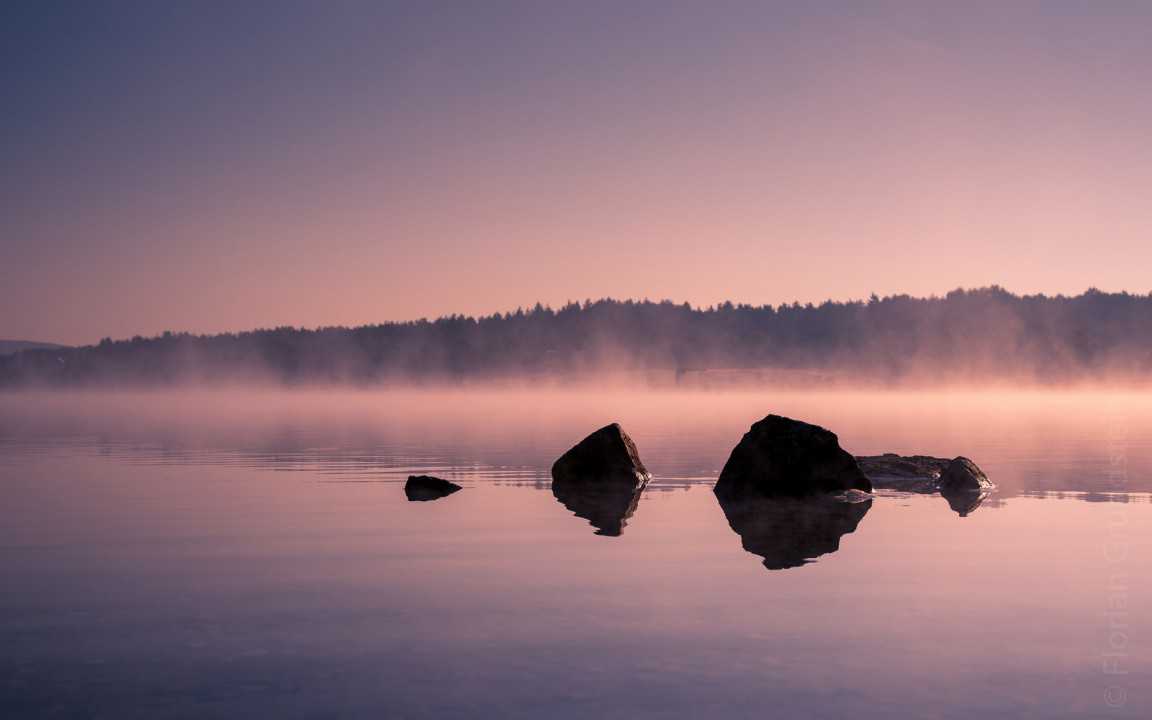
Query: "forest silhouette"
4 287 1151 386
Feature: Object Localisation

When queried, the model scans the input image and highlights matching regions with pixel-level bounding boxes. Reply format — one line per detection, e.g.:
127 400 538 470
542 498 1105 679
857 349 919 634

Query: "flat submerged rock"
855 453 950 493
856 454 995 496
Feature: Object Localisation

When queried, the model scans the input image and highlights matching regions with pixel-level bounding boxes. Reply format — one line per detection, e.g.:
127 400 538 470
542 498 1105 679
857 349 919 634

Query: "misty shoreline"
6 374 1152 393
4 287 1152 388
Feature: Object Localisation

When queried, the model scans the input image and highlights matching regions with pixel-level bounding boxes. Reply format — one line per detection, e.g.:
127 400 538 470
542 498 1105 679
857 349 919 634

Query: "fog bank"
3 287 1151 388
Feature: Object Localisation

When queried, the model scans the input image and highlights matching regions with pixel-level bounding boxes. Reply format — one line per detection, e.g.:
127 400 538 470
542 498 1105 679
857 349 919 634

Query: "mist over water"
6 289 1152 388
9 1 1152 715
4 387 1152 497
2 388 1150 718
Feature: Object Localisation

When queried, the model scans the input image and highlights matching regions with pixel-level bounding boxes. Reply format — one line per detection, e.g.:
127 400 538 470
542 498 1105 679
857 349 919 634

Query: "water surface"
1 390 1148 718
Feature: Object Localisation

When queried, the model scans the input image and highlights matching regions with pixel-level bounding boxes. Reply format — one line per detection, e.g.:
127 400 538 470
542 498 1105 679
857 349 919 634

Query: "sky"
3 1 1152 345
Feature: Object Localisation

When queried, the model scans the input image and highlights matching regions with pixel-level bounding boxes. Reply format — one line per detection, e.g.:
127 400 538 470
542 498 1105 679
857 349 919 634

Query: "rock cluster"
542 414 993 567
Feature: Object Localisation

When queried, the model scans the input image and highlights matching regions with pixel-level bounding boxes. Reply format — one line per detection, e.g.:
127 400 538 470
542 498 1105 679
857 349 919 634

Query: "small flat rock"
856 453 950 493
405 475 462 502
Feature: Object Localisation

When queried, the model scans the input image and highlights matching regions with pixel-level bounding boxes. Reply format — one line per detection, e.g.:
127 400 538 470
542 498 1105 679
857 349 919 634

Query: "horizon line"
19 284 1148 349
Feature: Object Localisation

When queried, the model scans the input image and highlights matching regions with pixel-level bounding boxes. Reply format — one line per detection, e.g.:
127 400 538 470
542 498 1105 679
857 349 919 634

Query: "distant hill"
2 287 1152 387
0 340 68 357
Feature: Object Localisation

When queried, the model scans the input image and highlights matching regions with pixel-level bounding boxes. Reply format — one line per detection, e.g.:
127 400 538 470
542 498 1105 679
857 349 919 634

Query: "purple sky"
4 1 1152 344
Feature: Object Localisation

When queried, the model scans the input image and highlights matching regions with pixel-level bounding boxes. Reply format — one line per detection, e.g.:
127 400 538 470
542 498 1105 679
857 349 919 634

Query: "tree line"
3 287 1151 386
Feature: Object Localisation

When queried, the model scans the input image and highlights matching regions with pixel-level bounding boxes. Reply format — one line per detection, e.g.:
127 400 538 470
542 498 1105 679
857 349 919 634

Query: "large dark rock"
404 475 462 502
856 453 949 493
551 423 651 486
551 423 650 536
939 456 993 493
716 491 872 570
716 415 871 497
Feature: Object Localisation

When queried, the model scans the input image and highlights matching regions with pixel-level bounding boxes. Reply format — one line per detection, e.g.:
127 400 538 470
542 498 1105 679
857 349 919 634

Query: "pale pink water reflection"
1 389 1149 718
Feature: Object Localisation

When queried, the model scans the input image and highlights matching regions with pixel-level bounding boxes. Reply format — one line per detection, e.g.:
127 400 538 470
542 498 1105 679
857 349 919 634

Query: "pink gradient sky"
4 3 1152 344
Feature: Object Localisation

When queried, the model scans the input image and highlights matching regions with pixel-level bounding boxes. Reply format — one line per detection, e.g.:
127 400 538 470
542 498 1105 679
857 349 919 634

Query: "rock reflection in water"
549 423 651 536
552 478 646 536
715 491 872 570
941 487 990 517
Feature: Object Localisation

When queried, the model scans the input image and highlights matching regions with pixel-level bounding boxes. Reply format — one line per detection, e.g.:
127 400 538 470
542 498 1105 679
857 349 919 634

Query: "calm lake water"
1 389 1149 718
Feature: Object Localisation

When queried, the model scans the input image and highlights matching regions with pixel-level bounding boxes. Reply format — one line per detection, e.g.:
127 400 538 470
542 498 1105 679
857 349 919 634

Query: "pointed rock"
551 423 650 535
551 423 650 486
